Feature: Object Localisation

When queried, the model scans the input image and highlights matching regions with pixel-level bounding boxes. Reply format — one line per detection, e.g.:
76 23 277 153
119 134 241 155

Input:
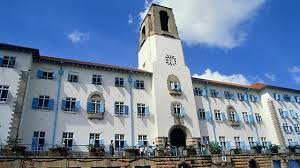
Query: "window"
65 97 77 111
89 133 101 147
198 108 206 120
170 81 181 91
141 26 146 41
283 123 293 133
219 136 226 150
173 104 183 117
68 72 79 82
255 113 262 123
137 103 146 117
202 136 210 144
210 89 218 98
115 134 125 150
92 75 102 85
1 56 15 68
249 95 258 102
234 137 241 149
32 131 45 151
274 93 281 101
242 112 249 123
278 109 284 117
135 80 145 89
261 137 267 147
41 71 54 80
194 88 203 96
224 91 233 99
283 94 291 102
214 110 221 121
290 110 298 119
91 100 102 113
237 93 247 101
115 101 126 115
159 10 169 31
248 137 255 148
138 135 148 146
229 112 236 121
87 94 104 113
62 132 73 149
115 77 124 87
0 85 9 103
295 124 300 133
38 96 50 109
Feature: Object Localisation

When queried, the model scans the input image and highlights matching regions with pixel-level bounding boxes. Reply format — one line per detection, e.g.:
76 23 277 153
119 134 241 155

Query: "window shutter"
32 98 39 109
197 111 201 120
244 94 248 101
75 101 80 112
99 103 105 113
99 139 104 145
125 105 129 115
284 111 289 118
138 140 144 146
297 97 300 103
290 126 293 132
206 111 211 121
31 137 38 151
240 141 246 150
202 89 207 96
89 139 95 145
37 69 43 78
180 107 185 117
230 94 234 100
226 141 231 150
134 81 138 89
216 92 220 98
124 140 128 148
235 113 240 122
52 72 56 80
193 89 197 95
87 102 93 112
249 115 254 123
61 100 66 110
0 57 3 66
48 99 54 110
221 112 227 121
145 106 150 116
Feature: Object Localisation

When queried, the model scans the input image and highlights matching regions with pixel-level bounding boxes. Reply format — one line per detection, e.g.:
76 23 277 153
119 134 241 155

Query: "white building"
0 4 299 152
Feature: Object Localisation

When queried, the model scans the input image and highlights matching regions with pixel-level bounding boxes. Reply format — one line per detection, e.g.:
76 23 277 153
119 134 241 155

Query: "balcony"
169 88 182 96
229 120 240 127
87 112 104 120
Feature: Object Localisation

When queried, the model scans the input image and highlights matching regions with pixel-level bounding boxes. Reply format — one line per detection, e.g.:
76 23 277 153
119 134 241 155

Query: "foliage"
269 145 279 153
5 137 26 154
208 142 221 154
251 145 263 153
185 145 197 155
233 148 242 154
49 144 68 156
88 145 105 156
287 145 300 153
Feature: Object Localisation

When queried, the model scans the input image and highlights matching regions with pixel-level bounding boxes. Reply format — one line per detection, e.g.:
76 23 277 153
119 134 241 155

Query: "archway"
169 127 187 147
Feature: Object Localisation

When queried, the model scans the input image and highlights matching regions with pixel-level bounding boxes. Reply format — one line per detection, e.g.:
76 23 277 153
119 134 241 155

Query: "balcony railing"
0 144 299 158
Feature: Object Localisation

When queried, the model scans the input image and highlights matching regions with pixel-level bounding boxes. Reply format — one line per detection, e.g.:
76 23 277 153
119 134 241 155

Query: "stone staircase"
231 154 272 168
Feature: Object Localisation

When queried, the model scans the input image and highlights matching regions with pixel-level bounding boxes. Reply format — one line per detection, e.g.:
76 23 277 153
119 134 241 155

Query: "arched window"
159 10 169 31
167 74 182 95
171 101 184 118
87 93 105 113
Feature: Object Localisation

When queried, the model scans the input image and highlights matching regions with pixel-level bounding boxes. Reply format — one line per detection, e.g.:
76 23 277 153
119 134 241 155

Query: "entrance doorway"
169 127 186 147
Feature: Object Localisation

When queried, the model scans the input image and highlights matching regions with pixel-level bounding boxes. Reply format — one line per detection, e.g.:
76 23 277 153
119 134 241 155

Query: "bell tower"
138 4 200 146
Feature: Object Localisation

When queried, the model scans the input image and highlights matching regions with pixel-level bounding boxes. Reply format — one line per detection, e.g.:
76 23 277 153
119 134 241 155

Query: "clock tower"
138 4 200 146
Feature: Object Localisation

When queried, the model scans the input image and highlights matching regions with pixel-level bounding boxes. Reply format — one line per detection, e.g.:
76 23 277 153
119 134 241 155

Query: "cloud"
193 69 250 85
288 66 300 83
264 73 276 82
140 0 266 49
128 14 134 24
67 30 89 43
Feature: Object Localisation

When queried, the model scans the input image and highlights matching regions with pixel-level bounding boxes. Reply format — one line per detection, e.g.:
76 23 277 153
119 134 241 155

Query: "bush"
88 145 105 156
287 145 300 153
185 145 197 156
269 145 279 153
252 145 263 153
233 148 242 154
5 137 26 155
208 142 221 154
49 145 68 156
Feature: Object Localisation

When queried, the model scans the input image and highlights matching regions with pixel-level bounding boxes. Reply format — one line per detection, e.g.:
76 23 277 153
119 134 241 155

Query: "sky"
0 0 300 89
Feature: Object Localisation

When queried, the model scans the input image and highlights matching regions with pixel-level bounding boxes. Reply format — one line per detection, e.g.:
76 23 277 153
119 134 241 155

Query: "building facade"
0 4 300 152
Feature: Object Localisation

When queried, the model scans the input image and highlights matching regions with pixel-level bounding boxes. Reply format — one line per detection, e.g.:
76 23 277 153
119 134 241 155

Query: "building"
0 4 299 152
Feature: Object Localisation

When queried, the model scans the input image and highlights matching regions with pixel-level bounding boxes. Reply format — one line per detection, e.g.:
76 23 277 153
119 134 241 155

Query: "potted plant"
48 145 68 156
233 148 242 154
186 145 197 156
88 145 105 156
156 144 165 157
5 137 26 156
123 147 139 157
252 145 263 154
269 145 279 153
208 142 221 154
